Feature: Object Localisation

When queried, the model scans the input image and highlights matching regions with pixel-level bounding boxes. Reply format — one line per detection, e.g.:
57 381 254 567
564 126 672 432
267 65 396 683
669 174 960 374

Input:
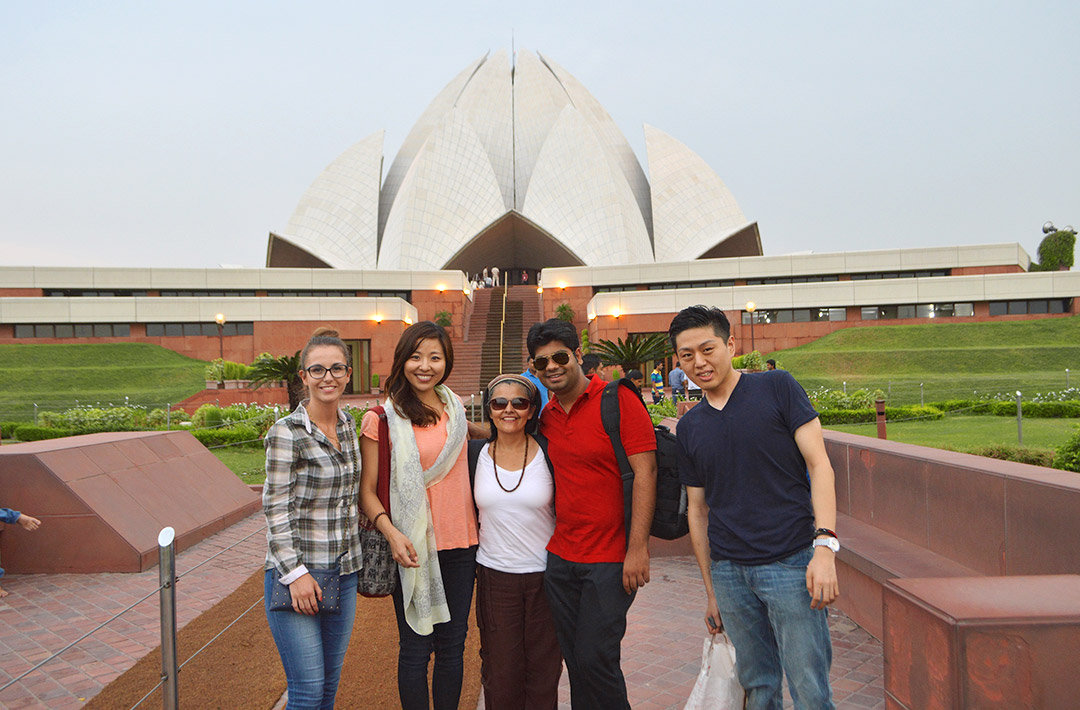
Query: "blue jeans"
393 545 477 710
710 547 834 710
264 570 358 710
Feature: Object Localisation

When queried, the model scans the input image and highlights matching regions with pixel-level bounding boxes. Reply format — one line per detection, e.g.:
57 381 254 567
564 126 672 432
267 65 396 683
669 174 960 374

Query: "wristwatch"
813 537 840 553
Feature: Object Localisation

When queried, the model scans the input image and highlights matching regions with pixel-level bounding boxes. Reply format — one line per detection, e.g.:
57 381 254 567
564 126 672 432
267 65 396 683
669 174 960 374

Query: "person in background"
766 359 777 370
491 265 500 287
669 305 838 710
0 508 41 598
581 353 602 378
650 365 665 404
359 321 477 710
520 357 550 409
472 374 562 709
527 319 657 710
263 328 363 709
625 369 645 393
483 268 493 288
668 362 687 401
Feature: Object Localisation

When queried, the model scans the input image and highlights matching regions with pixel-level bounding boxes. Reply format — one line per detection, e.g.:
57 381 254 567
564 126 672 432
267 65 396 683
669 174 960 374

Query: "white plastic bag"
684 632 745 710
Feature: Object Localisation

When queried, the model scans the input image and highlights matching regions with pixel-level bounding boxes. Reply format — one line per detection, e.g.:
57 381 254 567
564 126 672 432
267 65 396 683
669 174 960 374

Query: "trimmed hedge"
925 399 994 414
961 444 1055 468
819 405 944 426
191 425 263 448
989 400 1080 418
1 421 27 439
13 425 77 441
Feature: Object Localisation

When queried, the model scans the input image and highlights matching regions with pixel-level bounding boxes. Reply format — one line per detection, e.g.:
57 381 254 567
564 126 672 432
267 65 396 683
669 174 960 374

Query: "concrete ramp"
0 431 261 573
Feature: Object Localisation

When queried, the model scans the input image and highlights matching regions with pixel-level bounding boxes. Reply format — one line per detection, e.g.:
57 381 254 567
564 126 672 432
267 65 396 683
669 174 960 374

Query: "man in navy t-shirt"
669 305 839 710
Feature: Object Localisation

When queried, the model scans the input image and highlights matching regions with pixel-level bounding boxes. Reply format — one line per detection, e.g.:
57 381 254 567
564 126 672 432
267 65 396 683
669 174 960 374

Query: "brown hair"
300 327 350 368
386 321 455 426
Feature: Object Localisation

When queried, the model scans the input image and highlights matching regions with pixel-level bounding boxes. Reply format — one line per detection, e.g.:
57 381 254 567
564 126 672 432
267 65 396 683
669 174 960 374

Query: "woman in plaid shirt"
263 328 363 709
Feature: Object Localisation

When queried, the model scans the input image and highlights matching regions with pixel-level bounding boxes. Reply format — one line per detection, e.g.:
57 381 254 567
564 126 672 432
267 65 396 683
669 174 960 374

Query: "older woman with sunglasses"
469 374 562 710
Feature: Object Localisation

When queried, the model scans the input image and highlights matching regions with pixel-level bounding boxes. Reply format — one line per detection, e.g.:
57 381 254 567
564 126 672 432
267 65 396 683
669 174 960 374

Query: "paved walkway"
0 515 267 709
1 518 883 709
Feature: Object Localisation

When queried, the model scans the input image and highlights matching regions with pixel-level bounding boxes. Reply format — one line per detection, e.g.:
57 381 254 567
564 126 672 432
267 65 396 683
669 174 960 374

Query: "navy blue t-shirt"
676 369 819 565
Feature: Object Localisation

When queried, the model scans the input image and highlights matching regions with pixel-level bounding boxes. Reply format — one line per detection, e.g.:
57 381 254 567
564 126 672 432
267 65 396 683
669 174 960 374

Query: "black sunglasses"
533 350 572 370
489 396 531 411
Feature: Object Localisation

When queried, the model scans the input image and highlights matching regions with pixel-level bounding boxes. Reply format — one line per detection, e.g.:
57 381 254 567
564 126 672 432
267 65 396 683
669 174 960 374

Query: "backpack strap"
600 378 649 544
467 439 486 489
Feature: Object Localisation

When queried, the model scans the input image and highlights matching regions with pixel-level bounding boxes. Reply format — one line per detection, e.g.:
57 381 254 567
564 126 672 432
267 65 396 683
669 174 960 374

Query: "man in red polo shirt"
526 318 657 710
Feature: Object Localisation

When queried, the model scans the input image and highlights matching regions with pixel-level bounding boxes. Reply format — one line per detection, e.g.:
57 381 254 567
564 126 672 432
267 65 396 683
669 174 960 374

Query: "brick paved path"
0 514 266 710
552 556 885 710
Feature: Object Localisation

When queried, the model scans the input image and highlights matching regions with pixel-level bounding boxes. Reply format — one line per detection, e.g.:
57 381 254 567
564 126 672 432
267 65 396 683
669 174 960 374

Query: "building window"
143 322 255 337
861 306 878 320
14 325 33 338
955 303 974 316
146 323 165 336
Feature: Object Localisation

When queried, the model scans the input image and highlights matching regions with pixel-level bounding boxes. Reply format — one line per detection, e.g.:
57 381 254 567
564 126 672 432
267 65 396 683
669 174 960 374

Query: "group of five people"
262 304 840 710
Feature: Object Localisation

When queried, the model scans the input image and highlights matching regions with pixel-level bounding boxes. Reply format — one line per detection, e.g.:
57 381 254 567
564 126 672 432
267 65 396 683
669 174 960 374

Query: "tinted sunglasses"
489 396 531 411
533 350 572 370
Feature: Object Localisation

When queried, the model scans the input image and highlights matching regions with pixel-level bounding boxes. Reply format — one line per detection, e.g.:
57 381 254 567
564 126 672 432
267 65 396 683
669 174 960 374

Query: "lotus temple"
1 48 1077 397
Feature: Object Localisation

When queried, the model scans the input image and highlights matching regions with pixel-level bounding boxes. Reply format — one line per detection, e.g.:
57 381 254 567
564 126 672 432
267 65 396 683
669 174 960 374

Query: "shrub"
740 350 766 371
555 303 575 322
38 406 147 434
343 406 369 424
646 399 677 425
962 444 1054 468
191 424 262 448
222 360 253 380
13 425 76 441
434 310 453 328
1052 425 1080 472
817 405 943 426
205 359 224 381
1 421 25 439
808 387 886 411
886 405 944 422
925 399 994 414
989 400 1080 418
146 408 192 428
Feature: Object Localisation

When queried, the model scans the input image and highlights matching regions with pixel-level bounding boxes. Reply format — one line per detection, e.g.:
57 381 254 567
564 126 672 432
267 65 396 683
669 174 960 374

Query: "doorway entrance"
344 339 371 394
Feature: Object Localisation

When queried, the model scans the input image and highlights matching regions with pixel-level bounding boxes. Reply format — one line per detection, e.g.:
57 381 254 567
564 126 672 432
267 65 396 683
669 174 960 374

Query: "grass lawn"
826 415 1080 453
771 317 1080 404
211 446 266 485
0 343 207 421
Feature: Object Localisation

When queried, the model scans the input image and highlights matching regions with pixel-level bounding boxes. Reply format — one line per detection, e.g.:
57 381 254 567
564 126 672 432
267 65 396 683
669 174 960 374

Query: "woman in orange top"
359 321 478 710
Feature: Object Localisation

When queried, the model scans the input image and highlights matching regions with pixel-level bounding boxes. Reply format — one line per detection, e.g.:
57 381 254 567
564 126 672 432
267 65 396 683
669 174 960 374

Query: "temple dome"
267 50 760 271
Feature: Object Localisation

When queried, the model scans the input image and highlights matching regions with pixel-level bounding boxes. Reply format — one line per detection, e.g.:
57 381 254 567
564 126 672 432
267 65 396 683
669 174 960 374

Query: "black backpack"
600 378 689 541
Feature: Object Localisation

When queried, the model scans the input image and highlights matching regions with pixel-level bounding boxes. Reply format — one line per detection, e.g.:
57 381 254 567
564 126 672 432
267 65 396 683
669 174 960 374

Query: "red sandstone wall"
409 290 469 341
540 286 591 336
0 288 44 296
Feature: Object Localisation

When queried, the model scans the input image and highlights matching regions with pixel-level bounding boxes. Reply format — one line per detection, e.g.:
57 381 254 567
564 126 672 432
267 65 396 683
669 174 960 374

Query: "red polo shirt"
540 375 657 563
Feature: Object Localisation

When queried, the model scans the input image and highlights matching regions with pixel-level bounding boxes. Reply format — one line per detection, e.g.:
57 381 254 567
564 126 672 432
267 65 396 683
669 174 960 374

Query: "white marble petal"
523 105 653 266
378 109 507 270
645 124 751 262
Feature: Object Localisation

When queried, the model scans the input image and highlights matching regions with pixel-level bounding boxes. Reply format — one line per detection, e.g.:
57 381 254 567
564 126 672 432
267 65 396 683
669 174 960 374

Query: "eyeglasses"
489 397 531 411
304 363 349 379
533 350 572 370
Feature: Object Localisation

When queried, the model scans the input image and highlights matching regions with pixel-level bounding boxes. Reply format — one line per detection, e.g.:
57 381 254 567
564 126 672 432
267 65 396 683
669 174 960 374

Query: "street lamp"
214 313 226 387
745 301 757 354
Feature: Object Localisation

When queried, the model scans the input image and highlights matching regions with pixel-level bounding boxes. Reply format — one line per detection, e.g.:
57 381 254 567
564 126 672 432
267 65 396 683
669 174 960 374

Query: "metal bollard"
843 381 847 394
166 404 171 431
470 394 475 421
1016 391 1023 446
34 403 38 425
920 382 924 407
875 398 887 440
158 527 179 710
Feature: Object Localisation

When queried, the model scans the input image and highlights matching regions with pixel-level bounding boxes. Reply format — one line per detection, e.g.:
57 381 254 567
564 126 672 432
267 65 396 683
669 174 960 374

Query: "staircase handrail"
498 286 508 372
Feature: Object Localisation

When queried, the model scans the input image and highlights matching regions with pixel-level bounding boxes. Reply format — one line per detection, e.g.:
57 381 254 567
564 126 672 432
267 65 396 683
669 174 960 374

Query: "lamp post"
214 313 226 387
745 301 756 354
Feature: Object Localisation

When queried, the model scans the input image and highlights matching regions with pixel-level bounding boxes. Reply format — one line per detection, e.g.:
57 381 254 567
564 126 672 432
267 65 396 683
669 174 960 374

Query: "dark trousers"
543 552 635 710
477 565 562 710
392 545 478 710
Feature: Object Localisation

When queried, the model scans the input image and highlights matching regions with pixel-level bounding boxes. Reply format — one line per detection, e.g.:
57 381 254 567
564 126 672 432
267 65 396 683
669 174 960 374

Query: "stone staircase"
443 285 542 396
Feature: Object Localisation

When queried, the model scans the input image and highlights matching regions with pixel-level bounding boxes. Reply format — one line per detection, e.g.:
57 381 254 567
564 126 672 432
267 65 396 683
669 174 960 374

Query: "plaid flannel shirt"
263 403 362 580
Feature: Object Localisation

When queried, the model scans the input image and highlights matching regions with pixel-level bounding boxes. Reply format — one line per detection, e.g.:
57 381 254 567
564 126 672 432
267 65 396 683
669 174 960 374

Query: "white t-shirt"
474 440 556 574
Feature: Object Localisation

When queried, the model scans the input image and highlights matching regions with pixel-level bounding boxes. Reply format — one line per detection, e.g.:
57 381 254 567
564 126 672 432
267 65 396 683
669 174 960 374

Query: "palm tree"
248 351 304 410
591 333 673 373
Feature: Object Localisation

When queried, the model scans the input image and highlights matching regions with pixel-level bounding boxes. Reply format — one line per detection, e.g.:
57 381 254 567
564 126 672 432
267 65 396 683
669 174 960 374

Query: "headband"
486 373 538 399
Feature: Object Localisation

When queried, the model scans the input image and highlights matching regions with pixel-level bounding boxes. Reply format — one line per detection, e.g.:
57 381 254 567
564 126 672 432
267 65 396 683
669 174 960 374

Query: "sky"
2 1 1078 269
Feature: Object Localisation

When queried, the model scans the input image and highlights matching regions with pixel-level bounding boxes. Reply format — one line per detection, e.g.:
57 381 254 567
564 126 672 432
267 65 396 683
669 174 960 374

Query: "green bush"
193 404 225 429
434 310 453 328
555 303 574 322
191 424 262 448
146 408 192 428
961 444 1054 468
646 399 677 425
38 406 147 434
809 387 886 411
989 400 1080 418
222 360 253 380
1052 425 1080 472
13 425 76 441
926 399 994 414
343 406 369 424
1 421 25 439
818 405 943 426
